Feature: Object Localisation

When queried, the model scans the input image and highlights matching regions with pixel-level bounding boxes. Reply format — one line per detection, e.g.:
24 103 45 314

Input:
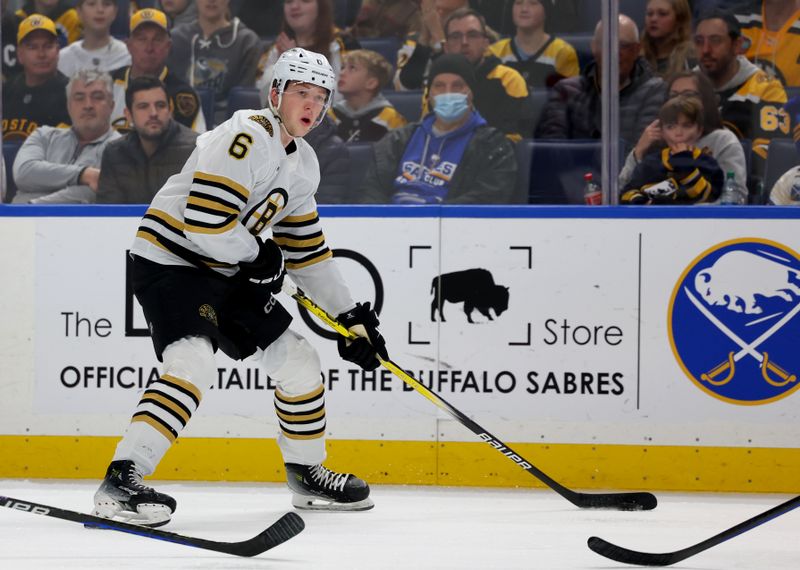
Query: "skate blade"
92 499 172 528
291 494 374 512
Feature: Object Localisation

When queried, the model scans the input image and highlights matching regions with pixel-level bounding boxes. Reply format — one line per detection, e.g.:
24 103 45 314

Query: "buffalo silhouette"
431 268 510 323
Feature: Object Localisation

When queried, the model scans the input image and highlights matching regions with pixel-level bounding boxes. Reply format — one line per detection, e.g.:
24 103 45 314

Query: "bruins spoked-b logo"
669 238 800 405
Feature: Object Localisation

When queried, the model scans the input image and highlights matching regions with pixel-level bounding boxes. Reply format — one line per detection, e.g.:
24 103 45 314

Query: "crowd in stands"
2 0 800 206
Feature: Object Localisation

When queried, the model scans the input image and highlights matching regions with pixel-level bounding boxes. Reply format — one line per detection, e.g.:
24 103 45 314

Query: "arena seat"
559 33 594 72
528 140 604 204
529 88 549 134
357 37 402 70
334 0 363 29
513 139 535 204
195 87 215 129
227 87 262 118
345 143 374 195
763 138 800 204
3 141 22 203
383 90 424 123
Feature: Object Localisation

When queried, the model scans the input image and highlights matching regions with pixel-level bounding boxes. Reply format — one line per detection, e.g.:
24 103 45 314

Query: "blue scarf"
391 111 486 204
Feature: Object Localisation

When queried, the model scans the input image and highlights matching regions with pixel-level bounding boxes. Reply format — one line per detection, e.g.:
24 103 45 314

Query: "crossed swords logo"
684 287 798 387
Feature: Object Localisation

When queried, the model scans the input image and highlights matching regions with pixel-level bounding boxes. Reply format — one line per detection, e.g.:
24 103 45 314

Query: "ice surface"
0 480 796 569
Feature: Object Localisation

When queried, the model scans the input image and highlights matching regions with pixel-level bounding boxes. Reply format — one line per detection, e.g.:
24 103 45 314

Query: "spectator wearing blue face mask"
359 53 518 204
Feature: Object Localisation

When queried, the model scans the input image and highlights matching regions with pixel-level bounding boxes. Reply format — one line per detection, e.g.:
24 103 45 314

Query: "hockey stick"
284 282 657 511
1 494 304 557
587 494 800 566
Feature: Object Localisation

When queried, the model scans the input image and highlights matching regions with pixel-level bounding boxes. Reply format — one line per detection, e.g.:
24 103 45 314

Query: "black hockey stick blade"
1 494 304 557
285 283 658 512
587 493 800 566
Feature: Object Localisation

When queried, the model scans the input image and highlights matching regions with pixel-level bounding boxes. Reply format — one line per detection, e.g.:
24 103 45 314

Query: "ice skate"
93 460 176 527
285 463 374 511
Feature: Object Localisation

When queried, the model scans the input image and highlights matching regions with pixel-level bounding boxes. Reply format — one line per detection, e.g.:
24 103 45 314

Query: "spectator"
111 8 206 133
97 76 197 203
12 69 120 204
158 0 197 28
359 54 517 204
349 0 421 39
58 0 130 77
536 14 666 145
3 14 71 142
767 164 800 204
168 0 261 114
735 0 800 87
621 70 748 203
304 115 351 203
694 9 789 188
621 95 724 204
14 0 81 46
394 0 469 90
255 0 360 107
329 49 408 142
235 0 282 38
641 0 696 78
470 0 583 36
488 0 579 90
419 8 533 140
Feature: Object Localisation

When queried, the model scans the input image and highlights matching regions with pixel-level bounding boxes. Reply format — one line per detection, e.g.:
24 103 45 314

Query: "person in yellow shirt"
735 0 800 87
488 0 579 89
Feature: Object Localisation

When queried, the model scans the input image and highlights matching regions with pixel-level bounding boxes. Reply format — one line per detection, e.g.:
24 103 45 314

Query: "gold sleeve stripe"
160 374 203 406
660 147 673 171
275 211 319 227
621 189 644 203
136 227 235 269
142 390 192 424
273 234 326 250
186 195 241 216
193 171 250 202
132 412 178 443
275 384 324 404
488 64 529 98
285 249 333 270
144 208 185 233
184 215 238 235
136 229 169 252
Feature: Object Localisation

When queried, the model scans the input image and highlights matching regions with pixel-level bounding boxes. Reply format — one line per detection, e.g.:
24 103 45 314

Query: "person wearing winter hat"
359 53 518 204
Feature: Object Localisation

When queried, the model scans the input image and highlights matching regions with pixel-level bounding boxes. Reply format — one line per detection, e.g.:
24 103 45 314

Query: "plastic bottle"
583 173 602 205
719 171 743 205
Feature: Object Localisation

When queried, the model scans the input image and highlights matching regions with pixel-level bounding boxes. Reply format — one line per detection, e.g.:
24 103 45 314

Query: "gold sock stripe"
141 391 192 426
158 374 202 407
274 384 324 404
275 406 326 424
132 412 178 443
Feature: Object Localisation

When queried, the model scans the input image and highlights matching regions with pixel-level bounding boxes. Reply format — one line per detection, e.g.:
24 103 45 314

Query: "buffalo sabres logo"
669 238 800 405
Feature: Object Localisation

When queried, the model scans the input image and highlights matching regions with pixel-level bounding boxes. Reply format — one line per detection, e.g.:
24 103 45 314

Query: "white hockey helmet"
269 47 336 129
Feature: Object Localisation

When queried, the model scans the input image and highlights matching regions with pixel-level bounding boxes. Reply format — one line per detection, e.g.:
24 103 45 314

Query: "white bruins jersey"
131 108 354 314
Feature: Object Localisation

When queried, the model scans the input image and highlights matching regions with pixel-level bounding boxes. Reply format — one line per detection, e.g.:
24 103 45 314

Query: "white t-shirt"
58 38 131 78
769 165 800 205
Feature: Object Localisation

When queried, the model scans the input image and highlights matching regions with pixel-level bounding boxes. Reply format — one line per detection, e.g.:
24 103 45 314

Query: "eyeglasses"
446 31 485 43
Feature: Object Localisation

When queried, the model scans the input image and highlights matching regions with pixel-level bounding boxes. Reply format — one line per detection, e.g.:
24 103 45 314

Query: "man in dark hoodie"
359 53 517 204
167 0 261 120
536 14 666 146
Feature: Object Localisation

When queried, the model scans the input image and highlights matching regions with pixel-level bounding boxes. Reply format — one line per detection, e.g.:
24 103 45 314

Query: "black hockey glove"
238 238 285 295
337 302 389 371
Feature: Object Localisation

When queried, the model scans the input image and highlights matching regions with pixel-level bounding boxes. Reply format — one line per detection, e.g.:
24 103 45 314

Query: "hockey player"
93 47 388 527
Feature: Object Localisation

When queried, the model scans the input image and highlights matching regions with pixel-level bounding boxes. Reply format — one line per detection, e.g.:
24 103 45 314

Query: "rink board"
1 205 799 492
